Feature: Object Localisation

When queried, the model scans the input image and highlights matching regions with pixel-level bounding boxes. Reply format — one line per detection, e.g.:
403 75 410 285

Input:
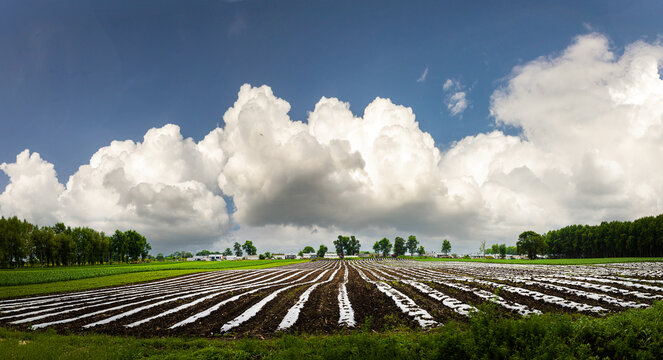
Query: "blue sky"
1 1 662 253
2 0 660 184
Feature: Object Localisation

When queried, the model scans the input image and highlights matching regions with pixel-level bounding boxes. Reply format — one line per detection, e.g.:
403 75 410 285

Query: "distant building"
273 253 286 259
285 253 297 259
302 252 317 259
324 252 339 259
224 255 239 261
245 255 259 260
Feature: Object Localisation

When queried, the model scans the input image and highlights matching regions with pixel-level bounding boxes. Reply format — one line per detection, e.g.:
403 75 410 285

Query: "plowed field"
2 259 662 337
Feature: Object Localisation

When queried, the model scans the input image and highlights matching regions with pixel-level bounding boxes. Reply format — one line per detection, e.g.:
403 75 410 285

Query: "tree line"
372 235 424 257
543 214 663 258
0 216 151 268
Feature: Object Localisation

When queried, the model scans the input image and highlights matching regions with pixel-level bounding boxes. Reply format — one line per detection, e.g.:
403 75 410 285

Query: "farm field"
0 259 308 287
415 257 663 265
1 259 662 338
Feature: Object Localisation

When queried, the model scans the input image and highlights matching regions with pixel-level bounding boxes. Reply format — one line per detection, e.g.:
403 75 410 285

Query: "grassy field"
414 257 663 265
1 301 661 359
0 260 307 299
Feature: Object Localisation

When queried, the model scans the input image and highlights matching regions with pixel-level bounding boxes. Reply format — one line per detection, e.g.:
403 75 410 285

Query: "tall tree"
222 248 233 256
317 245 328 258
499 244 507 259
406 235 419 256
233 242 243 257
441 239 451 255
377 237 392 257
302 246 315 254
416 245 425 256
334 235 350 258
110 230 127 262
124 230 147 261
348 236 361 255
242 241 257 255
393 237 406 256
517 231 546 260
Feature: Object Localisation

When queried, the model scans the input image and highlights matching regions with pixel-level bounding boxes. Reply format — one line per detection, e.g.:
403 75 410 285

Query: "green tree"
233 242 243 257
416 245 425 256
124 230 148 261
242 241 257 255
373 241 380 255
499 244 507 259
110 230 127 262
55 232 74 266
441 239 451 255
490 244 500 255
222 248 232 256
302 246 315 254
517 231 547 260
348 236 360 255
197 250 211 256
377 237 392 257
156 253 165 261
317 245 328 258
406 235 419 256
334 235 350 258
393 237 406 256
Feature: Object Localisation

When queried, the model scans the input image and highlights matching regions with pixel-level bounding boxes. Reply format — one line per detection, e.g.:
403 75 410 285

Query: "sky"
1 0 662 255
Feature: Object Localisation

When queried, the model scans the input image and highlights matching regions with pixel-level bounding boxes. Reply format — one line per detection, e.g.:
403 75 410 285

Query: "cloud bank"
1 33 662 253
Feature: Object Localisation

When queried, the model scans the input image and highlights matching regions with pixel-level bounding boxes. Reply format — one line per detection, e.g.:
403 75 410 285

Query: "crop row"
1 259 661 336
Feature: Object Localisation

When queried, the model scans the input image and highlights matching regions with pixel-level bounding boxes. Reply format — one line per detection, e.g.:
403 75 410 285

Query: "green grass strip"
413 257 663 265
0 260 309 287
1 302 661 359
0 260 308 299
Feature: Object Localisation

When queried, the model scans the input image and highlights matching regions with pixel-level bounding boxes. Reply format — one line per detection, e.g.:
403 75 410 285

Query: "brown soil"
345 265 419 332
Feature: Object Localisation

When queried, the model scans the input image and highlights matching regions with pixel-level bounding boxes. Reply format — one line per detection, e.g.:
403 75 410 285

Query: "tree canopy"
544 215 663 258
441 239 451 255
242 241 257 256
233 242 243 257
316 245 328 258
393 237 406 256
0 216 150 268
406 235 419 256
517 231 546 260
375 237 392 257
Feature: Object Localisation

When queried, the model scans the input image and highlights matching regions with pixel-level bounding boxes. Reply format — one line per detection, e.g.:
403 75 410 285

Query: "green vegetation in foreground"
0 259 308 287
414 257 663 265
1 301 661 360
0 260 307 299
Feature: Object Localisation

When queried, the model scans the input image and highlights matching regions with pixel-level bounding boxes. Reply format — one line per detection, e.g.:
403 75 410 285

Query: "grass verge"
1 301 661 359
413 257 663 265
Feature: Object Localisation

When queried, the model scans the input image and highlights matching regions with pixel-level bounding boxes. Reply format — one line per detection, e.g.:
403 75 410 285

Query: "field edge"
1 301 661 359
